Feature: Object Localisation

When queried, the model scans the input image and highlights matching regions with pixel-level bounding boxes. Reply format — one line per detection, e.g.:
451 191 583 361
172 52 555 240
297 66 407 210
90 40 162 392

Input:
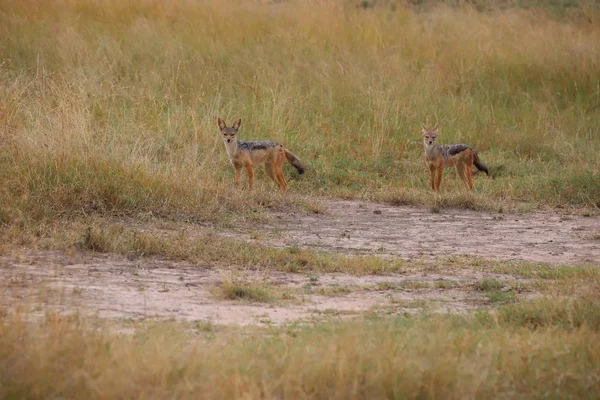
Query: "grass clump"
496 295 600 330
213 274 280 303
489 262 596 281
434 280 461 289
474 278 505 292
486 290 516 304
76 224 404 275
474 278 518 303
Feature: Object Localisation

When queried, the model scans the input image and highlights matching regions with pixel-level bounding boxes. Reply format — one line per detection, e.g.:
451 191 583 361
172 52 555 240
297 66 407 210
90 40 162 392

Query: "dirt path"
1 250 527 326
1 199 598 326
255 199 600 265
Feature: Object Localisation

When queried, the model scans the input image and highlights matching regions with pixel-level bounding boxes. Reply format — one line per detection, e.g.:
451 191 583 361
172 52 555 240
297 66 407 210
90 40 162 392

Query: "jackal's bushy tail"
473 151 490 177
284 148 305 175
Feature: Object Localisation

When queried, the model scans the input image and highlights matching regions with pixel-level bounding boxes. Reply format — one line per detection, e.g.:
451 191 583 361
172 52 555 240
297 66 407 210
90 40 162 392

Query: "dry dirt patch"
248 199 600 265
1 250 525 326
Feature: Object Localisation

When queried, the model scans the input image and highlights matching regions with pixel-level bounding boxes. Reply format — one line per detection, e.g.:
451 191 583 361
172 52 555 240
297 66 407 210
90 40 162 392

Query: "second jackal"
218 118 305 191
422 124 490 192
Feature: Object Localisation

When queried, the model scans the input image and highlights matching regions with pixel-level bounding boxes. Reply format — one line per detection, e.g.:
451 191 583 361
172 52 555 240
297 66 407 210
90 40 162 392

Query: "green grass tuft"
214 276 278 303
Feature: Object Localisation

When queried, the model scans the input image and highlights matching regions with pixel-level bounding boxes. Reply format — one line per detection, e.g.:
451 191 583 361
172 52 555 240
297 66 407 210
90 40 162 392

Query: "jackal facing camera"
422 124 490 192
218 118 305 191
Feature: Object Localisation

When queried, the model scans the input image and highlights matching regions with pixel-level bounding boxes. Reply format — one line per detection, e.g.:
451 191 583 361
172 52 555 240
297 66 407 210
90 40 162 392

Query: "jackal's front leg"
245 163 254 189
429 165 436 191
435 167 443 192
234 165 242 188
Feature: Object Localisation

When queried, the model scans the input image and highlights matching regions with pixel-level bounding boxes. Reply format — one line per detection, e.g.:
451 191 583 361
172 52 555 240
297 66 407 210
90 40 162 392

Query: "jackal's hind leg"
264 162 282 189
456 164 468 190
465 164 474 190
274 162 288 191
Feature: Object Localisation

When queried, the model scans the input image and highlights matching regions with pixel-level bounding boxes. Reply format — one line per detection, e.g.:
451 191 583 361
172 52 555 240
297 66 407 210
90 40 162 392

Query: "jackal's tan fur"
218 118 304 191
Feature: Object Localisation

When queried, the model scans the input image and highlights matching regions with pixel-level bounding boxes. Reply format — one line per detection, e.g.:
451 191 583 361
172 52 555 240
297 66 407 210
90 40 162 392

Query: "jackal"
422 124 490 192
218 118 305 191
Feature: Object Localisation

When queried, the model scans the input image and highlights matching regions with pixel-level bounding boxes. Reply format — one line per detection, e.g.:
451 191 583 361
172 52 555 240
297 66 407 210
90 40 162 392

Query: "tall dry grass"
2 295 600 399
0 0 599 231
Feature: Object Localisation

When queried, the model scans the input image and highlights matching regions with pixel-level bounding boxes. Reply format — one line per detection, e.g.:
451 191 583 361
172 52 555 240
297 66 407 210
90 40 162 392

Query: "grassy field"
1 0 600 398
1 0 599 235
2 264 600 399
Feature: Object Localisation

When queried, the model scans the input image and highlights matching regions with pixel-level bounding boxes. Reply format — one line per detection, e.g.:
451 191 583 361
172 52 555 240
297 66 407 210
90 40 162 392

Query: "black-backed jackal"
218 118 305 191
422 124 490 192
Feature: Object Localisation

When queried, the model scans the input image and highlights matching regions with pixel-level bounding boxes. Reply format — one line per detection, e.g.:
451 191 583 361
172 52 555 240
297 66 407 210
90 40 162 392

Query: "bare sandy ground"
254 199 600 265
1 199 598 326
1 250 527 326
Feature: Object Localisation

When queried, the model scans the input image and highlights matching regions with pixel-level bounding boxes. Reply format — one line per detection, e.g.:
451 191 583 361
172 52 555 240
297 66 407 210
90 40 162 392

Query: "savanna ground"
1 0 600 398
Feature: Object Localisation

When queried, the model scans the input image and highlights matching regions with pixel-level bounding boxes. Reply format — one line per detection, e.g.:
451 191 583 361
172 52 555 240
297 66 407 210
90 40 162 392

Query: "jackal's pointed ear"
432 123 439 132
422 124 428 134
232 119 241 131
218 118 227 131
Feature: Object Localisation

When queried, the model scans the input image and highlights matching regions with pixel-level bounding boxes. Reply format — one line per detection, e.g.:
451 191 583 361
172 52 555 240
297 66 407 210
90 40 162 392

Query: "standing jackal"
422 124 490 192
218 118 305 191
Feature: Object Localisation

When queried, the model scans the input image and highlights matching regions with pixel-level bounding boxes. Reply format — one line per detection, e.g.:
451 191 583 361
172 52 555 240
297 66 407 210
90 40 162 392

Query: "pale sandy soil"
250 199 600 265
